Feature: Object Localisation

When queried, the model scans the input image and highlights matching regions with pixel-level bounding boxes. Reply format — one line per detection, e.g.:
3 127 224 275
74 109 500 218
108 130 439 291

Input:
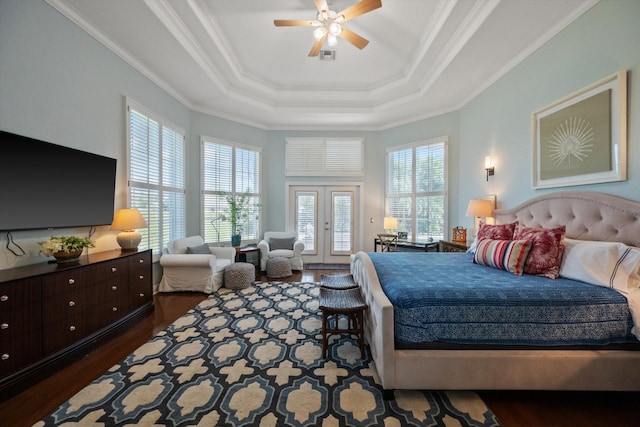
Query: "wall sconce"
484 156 495 181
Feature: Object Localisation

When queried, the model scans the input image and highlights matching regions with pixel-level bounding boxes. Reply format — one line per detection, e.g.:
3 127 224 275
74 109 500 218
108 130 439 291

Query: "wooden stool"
319 286 368 358
320 273 357 290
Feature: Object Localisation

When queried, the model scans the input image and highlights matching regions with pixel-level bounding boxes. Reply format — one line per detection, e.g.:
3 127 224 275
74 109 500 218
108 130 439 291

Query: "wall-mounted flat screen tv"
0 130 117 231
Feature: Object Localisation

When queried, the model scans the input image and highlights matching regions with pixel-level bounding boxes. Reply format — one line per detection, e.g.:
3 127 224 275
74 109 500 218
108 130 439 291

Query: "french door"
289 185 360 264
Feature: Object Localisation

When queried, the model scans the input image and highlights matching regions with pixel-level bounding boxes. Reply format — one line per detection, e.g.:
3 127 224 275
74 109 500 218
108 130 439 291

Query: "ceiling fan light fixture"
274 0 382 56
313 27 327 40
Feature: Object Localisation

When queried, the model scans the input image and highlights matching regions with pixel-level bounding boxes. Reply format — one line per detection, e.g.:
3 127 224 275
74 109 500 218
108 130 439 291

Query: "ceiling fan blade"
337 0 382 23
339 27 369 49
274 19 318 27
308 33 328 57
314 0 329 14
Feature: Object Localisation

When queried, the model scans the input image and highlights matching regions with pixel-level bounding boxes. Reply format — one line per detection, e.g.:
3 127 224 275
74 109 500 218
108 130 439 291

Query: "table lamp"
383 216 398 234
111 208 148 252
465 199 494 235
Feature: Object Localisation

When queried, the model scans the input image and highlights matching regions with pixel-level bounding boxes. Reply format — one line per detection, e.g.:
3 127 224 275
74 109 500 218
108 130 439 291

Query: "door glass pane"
332 192 353 254
296 192 317 254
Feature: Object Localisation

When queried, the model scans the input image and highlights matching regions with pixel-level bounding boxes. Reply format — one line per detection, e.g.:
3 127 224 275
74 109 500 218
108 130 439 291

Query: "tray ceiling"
46 0 598 130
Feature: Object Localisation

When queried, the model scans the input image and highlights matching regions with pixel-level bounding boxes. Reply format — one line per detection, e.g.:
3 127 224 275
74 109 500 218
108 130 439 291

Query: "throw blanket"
369 252 638 346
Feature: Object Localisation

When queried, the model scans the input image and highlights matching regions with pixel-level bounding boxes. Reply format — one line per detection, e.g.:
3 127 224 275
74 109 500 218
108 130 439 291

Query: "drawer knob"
68 301 75 307
139 259 144 264
111 267 118 273
1 323 8 330
68 279 75 285
139 293 145 298
112 307 118 312
0 295 8 302
1 353 9 361
139 275 144 280
69 326 76 332
112 286 118 291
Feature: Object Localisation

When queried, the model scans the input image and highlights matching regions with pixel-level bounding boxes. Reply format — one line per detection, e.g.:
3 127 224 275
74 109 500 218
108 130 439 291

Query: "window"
126 98 185 252
386 137 447 241
285 137 364 176
202 137 261 244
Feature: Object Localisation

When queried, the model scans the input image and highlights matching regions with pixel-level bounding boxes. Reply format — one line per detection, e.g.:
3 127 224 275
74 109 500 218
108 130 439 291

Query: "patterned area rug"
37 281 502 427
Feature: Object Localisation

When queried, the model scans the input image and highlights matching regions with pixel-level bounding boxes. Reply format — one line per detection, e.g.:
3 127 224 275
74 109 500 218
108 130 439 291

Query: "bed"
350 191 640 391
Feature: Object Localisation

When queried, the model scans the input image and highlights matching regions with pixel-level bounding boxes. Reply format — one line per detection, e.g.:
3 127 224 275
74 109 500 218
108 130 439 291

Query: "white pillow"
560 238 640 293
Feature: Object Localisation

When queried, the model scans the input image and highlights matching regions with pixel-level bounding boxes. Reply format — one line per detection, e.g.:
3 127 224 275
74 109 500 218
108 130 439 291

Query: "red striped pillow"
473 239 532 275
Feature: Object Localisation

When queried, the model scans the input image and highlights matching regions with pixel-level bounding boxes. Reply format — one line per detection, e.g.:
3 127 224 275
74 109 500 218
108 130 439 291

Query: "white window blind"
202 137 261 244
386 137 447 241
286 137 364 176
127 99 185 252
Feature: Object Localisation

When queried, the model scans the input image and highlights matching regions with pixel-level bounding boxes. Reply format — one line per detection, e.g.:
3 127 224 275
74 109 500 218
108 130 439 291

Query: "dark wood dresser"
0 249 153 399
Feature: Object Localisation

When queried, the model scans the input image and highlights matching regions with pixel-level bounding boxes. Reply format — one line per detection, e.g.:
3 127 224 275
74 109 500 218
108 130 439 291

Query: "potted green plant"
38 235 95 263
226 194 259 247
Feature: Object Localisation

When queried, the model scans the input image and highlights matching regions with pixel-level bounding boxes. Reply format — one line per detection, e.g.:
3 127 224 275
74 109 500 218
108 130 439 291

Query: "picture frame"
532 70 627 189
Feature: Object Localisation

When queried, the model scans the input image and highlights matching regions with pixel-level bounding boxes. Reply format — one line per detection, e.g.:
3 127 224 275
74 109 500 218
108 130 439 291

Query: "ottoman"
266 256 292 278
224 262 255 289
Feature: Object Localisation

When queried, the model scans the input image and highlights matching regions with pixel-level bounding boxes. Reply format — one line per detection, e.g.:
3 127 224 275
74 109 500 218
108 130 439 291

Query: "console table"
0 249 153 399
374 238 439 252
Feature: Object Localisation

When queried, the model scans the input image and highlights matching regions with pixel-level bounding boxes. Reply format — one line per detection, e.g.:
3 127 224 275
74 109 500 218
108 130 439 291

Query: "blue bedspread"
369 252 638 346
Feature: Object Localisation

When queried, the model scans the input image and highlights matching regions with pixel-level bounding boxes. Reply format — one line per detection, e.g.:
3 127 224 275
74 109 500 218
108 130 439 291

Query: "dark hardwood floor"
1 268 638 427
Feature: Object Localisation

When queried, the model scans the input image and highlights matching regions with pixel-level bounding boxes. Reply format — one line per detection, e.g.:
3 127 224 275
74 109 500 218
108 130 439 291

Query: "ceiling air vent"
319 50 336 60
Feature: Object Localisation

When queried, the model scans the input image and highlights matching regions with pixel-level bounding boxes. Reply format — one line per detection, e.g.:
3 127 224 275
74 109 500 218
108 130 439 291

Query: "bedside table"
235 246 260 271
439 240 469 253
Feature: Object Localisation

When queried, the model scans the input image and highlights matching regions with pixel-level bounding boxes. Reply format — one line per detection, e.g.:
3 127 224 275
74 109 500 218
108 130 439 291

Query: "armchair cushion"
167 235 205 254
187 243 211 254
268 236 296 250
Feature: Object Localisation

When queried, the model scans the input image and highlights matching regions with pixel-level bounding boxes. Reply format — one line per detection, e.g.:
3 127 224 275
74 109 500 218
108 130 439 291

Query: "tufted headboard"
494 191 640 247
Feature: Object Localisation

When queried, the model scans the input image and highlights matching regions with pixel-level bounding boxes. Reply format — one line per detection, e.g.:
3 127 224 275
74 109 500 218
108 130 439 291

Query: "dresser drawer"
0 330 42 377
43 268 90 297
0 278 42 341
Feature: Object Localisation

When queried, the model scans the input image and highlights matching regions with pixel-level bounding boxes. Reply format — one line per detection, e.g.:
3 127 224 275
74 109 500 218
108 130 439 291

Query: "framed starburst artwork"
532 70 627 189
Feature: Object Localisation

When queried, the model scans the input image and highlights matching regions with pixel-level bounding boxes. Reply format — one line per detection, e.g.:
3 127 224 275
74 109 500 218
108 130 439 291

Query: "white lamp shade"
465 199 494 218
383 216 398 230
111 208 148 252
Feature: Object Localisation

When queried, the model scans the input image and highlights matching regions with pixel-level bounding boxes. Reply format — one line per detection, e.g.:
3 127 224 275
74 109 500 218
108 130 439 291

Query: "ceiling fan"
274 0 382 57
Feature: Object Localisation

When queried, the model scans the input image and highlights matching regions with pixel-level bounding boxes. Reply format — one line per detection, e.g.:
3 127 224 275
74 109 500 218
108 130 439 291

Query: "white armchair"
258 231 305 271
159 235 236 293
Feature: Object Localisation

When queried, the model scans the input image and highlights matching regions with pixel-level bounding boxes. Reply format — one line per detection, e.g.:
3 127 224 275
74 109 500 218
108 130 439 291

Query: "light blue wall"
455 0 640 230
1 0 639 270
0 0 190 269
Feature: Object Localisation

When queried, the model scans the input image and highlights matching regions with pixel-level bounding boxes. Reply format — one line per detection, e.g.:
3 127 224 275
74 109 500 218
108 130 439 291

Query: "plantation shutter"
285 137 364 176
386 137 447 242
202 137 261 243
127 98 185 252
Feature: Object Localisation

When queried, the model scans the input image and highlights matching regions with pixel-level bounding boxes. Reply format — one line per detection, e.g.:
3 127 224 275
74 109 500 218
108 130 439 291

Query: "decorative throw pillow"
186 243 211 254
269 237 295 250
467 221 518 254
513 224 566 279
473 239 532 275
